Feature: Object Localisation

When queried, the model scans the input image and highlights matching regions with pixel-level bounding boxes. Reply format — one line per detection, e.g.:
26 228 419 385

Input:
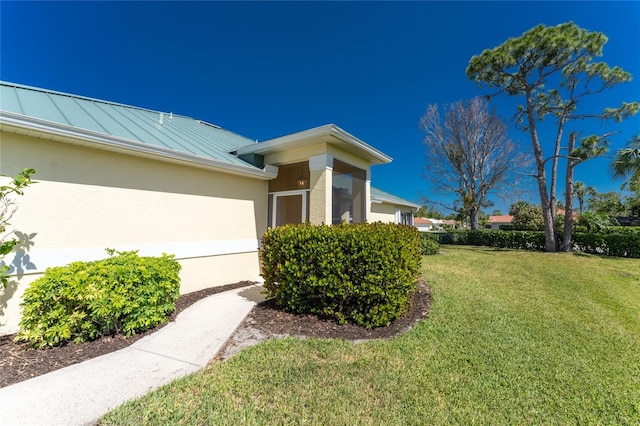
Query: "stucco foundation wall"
178 252 262 293
369 203 397 223
0 133 268 335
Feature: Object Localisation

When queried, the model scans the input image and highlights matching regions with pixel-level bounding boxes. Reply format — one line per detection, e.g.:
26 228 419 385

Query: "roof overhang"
235 124 392 165
0 111 278 180
371 193 420 209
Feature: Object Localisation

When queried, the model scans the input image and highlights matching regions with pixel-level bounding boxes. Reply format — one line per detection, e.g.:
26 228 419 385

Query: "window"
268 190 309 228
396 209 414 226
332 160 366 224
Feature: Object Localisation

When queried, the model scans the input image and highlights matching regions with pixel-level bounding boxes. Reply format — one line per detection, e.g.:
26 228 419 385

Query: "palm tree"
574 181 596 215
612 135 640 187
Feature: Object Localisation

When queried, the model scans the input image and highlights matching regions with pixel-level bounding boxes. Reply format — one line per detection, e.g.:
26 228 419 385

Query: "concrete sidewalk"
0 284 265 426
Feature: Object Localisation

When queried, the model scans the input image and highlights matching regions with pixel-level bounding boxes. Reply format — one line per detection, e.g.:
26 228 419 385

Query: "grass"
101 246 640 425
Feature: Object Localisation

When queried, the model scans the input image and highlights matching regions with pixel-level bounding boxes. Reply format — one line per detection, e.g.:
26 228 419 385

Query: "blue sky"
1 1 639 214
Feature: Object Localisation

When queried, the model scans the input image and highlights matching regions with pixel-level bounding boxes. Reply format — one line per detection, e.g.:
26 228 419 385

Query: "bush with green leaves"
261 223 421 328
0 168 36 287
16 250 181 348
419 232 440 255
436 228 640 258
573 231 640 258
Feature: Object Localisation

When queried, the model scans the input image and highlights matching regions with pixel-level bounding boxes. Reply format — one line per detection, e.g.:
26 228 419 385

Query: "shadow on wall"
0 230 38 319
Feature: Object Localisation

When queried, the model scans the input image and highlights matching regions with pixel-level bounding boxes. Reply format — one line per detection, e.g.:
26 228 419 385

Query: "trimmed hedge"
432 228 640 258
261 223 421 328
16 250 181 348
572 232 640 257
419 232 440 255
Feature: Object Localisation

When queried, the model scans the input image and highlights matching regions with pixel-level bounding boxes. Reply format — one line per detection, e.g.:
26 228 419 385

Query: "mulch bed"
0 281 253 388
240 278 431 341
0 279 430 388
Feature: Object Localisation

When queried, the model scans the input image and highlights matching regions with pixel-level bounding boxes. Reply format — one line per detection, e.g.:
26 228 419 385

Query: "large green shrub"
261 223 421 328
419 232 440 255
16 250 181 348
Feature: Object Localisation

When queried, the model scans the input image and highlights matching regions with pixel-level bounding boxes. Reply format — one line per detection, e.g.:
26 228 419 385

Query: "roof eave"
371 195 420 209
0 111 278 180
235 124 392 165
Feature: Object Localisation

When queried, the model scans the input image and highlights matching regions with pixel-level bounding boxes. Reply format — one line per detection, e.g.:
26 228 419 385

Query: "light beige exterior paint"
326 145 370 172
309 167 331 225
264 144 327 166
178 252 261 293
369 202 398 223
0 133 268 335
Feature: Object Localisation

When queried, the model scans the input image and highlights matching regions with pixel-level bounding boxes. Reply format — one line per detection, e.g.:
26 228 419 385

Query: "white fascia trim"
0 112 278 180
5 239 260 276
235 124 392 165
371 196 420 209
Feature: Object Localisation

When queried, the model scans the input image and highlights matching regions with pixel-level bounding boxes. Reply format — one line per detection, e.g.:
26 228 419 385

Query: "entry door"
270 190 308 228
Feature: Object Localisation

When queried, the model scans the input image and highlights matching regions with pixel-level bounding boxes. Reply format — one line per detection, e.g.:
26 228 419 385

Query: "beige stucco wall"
369 202 398 223
309 167 331 224
0 132 268 335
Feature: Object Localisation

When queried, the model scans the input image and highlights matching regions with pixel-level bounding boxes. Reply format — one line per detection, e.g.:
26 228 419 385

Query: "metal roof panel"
370 187 419 208
0 81 259 170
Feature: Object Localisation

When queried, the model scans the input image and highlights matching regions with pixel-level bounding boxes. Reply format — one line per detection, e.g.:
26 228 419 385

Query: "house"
369 187 419 226
0 81 417 334
488 215 513 229
413 217 435 232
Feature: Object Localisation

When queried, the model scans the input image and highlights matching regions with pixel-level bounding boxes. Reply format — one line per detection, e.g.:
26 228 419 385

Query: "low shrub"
436 228 640 258
573 232 640 258
261 223 420 328
435 230 469 245
16 250 181 348
438 229 546 251
419 233 440 255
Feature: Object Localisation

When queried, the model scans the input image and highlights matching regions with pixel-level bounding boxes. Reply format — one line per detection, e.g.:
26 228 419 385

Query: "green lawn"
102 246 640 425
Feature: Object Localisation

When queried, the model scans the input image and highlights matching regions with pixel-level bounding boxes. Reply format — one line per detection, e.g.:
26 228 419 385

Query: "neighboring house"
557 209 579 221
369 187 419 226
488 215 514 229
443 219 464 228
414 217 434 232
0 81 417 334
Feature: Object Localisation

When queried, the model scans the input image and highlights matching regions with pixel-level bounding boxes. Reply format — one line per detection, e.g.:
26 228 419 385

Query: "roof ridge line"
0 80 195 121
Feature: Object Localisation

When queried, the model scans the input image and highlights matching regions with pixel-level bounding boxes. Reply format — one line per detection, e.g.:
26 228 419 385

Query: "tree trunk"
525 90 557 251
469 207 479 230
562 133 576 252
549 116 566 251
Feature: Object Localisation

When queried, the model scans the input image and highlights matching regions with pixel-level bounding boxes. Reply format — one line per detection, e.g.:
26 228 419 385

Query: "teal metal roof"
0 82 260 170
370 187 419 209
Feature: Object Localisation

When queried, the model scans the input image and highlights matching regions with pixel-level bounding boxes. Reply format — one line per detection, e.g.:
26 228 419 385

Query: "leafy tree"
587 191 627 218
420 97 528 230
612 136 640 221
612 135 640 191
415 205 444 219
1 169 36 287
562 131 610 250
576 211 614 233
574 181 596 215
491 209 503 216
467 22 639 251
509 200 544 231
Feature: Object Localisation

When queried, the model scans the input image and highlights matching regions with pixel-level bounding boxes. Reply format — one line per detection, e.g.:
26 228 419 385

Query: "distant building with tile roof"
488 214 514 229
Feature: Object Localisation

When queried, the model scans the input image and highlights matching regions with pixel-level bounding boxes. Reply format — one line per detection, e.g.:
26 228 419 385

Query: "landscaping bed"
0 279 430 388
0 281 252 387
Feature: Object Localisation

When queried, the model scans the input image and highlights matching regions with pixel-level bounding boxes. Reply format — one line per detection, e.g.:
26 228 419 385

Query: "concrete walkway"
0 284 265 426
